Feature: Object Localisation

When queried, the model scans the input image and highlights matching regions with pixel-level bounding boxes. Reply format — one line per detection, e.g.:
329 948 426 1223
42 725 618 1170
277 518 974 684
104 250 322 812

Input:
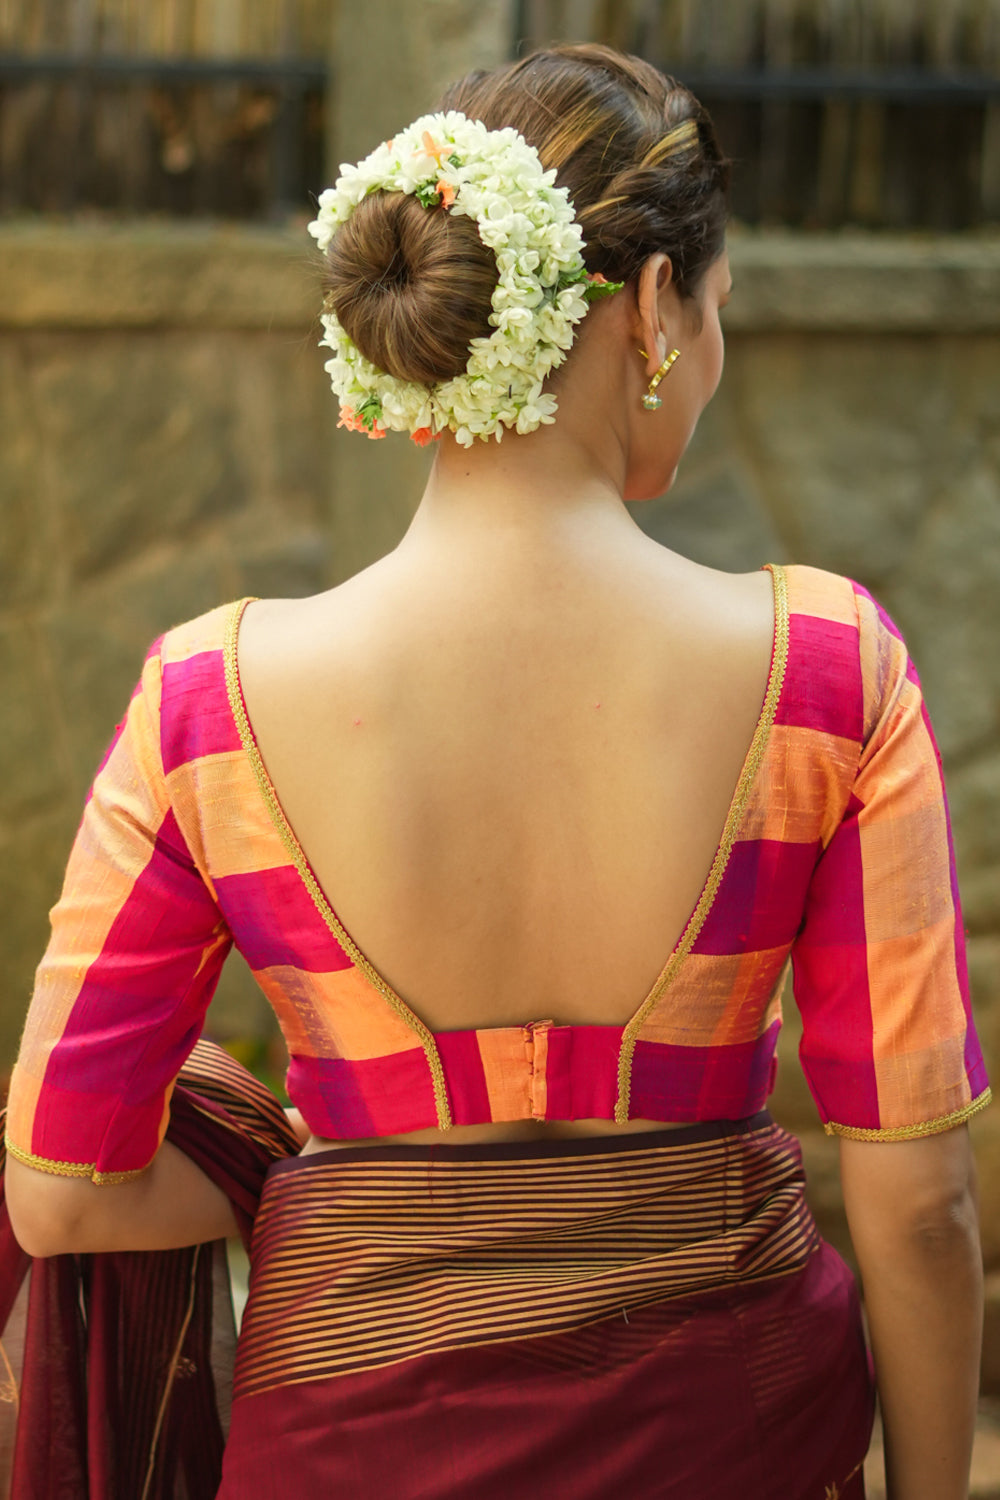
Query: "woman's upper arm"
4 637 232 1191
839 1125 979 1245
4 1151 109 1258
790 584 990 1143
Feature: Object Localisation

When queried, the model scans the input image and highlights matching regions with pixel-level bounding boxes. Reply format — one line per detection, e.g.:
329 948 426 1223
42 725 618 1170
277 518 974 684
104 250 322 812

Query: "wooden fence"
1 0 998 225
0 0 329 216
528 0 1000 228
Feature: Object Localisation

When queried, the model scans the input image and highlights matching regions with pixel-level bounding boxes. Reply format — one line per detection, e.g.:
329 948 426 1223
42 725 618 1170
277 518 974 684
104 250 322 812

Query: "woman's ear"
635 253 675 375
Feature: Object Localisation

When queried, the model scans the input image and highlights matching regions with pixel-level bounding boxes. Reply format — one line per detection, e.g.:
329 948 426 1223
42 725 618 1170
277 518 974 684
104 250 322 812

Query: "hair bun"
322 191 496 386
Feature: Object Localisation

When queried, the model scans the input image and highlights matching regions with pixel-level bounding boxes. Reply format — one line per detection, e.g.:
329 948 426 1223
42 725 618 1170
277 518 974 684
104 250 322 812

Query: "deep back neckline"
223 562 790 1126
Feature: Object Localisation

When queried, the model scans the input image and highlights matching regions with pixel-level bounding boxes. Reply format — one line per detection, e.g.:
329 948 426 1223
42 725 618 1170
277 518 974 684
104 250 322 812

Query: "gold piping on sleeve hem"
4 1134 149 1186
823 1087 992 1141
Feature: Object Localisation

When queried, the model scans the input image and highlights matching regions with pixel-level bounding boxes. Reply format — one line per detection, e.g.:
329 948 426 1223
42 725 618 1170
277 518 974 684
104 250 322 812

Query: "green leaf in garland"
583 273 625 301
415 182 442 209
357 395 384 430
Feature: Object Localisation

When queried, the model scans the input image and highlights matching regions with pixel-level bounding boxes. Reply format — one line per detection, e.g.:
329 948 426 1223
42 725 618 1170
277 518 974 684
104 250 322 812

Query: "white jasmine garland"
307 111 622 447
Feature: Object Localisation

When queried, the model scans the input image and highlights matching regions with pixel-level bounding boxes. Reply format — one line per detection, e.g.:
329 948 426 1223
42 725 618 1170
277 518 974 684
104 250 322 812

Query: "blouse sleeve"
790 584 991 1140
4 640 232 1184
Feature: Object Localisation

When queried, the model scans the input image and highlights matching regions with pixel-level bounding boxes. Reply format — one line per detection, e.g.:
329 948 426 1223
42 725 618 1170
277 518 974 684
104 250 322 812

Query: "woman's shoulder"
133 601 251 772
777 561 909 653
778 561 907 644
777 561 862 626
683 558 862 631
776 562 919 754
151 598 247 669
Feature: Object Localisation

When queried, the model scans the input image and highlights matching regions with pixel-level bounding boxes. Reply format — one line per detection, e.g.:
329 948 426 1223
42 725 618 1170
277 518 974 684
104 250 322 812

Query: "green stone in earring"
640 347 681 411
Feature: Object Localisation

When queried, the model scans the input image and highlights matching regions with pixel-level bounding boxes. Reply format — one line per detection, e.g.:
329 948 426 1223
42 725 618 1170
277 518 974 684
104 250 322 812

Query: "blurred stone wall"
0 223 336 1059
1 223 998 1360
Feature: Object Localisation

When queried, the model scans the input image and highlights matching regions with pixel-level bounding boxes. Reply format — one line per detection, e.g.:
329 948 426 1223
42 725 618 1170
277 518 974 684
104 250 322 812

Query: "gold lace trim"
825 1457 865 1500
4 1133 148 1185
613 563 790 1124
223 598 454 1131
824 1087 992 1141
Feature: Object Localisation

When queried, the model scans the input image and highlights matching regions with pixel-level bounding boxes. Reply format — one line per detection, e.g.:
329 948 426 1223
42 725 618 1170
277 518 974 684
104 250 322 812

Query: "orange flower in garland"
421 130 450 165
338 404 385 439
337 405 364 433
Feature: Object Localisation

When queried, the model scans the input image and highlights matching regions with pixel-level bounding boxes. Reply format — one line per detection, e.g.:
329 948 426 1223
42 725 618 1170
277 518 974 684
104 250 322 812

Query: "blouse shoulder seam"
823 1088 992 1141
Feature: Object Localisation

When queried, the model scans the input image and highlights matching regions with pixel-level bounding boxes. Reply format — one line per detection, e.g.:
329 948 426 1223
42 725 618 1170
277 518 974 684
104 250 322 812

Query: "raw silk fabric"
5 564 989 1184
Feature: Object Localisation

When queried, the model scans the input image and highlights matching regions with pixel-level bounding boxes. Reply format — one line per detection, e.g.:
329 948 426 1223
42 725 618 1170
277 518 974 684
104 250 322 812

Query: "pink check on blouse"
5 564 990 1183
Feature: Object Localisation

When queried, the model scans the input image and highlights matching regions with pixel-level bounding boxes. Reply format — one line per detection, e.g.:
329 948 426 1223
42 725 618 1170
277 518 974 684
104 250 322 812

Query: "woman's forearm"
6 1143 241 1257
858 1206 982 1500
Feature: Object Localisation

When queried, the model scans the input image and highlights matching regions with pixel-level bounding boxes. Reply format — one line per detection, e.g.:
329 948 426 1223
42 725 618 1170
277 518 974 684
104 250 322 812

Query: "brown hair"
321 43 730 386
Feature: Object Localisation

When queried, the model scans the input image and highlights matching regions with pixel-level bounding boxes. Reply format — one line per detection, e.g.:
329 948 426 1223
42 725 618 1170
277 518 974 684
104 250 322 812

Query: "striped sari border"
233 1118 818 1399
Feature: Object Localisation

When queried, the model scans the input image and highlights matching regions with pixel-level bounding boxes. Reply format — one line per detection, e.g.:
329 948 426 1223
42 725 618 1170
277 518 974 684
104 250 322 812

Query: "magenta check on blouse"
4 564 990 1183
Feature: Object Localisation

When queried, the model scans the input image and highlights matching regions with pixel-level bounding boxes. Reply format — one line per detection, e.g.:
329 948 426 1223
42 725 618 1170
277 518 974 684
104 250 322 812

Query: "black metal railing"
672 68 1000 228
668 67 1000 105
1 50 998 227
0 53 325 218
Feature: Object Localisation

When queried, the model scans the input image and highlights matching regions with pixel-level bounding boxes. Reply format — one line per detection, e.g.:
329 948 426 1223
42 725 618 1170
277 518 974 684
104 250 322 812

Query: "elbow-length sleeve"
5 640 232 1184
791 584 991 1140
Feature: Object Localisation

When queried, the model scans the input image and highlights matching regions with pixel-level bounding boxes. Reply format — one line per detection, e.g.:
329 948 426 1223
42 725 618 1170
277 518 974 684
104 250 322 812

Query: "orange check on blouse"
5 565 990 1183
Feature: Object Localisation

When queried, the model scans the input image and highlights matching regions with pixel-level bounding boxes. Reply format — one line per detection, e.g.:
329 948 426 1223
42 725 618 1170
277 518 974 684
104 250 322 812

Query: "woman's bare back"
237 534 776 1060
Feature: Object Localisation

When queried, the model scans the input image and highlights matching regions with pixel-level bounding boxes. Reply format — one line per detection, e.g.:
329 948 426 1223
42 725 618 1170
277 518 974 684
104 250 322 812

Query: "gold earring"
640 348 681 410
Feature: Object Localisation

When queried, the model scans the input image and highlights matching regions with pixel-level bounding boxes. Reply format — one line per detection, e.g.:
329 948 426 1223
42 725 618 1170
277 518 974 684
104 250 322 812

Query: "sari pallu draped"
221 1114 874 1500
0 1042 299 1500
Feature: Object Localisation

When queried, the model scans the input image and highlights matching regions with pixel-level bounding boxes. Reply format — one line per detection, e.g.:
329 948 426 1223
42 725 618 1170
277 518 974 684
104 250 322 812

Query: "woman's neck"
393 293 677 570
399 414 643 566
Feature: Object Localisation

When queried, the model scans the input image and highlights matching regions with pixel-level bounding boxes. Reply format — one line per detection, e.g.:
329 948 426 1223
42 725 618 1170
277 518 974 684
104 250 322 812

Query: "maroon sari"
221 1116 873 1500
0 1046 873 1499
